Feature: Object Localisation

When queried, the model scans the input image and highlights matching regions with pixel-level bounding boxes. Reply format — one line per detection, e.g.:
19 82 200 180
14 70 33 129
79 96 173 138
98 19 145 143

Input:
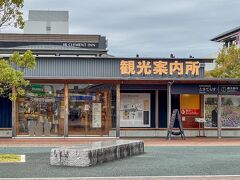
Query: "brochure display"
92 103 102 128
195 118 206 137
120 93 150 127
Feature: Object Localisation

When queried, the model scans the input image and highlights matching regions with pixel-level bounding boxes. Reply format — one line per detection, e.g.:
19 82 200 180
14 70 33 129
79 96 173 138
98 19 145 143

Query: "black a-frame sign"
167 109 185 140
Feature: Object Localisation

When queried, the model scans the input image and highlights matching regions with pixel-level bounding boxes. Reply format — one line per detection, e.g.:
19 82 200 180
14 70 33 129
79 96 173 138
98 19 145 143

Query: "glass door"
68 84 112 136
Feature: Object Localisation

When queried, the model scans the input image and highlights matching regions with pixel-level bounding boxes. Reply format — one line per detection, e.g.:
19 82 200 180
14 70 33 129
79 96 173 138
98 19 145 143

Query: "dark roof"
0 33 102 42
112 57 213 62
211 26 240 42
0 47 107 56
35 56 213 63
26 77 240 85
3 45 94 51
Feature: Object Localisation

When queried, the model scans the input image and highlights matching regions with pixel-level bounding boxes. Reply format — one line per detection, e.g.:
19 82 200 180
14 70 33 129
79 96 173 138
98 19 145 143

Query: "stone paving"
1 137 240 179
1 146 240 179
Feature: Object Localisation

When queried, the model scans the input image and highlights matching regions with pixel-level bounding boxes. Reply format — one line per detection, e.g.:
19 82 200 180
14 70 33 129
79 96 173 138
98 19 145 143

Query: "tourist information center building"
0 33 240 138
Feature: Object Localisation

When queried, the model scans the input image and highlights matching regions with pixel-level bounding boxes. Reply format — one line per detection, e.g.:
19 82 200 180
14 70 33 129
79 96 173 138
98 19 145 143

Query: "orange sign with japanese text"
120 60 200 76
181 109 200 116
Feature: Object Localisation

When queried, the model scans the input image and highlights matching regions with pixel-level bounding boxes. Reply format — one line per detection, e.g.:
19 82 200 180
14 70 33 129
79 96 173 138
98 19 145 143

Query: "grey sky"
2 0 240 58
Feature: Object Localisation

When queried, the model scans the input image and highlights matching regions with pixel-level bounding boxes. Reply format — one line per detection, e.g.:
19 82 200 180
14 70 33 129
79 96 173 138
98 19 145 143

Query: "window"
17 84 64 136
204 95 240 128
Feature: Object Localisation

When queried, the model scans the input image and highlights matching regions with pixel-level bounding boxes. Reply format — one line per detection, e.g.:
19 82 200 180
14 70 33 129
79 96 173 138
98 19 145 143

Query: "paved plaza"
0 138 240 179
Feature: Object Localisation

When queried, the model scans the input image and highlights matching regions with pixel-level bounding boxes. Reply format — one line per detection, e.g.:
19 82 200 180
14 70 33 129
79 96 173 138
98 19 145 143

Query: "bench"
50 140 144 167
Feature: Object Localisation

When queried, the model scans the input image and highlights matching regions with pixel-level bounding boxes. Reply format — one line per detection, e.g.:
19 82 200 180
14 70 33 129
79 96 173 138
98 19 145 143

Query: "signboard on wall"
181 109 200 116
62 42 99 48
92 103 102 128
198 85 218 94
0 41 99 49
180 94 200 116
172 85 240 95
120 93 151 127
31 84 45 96
219 85 240 95
120 60 201 77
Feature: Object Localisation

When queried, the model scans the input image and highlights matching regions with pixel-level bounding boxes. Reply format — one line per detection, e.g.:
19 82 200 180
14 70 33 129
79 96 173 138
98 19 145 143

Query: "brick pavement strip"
1 176 240 180
1 137 240 147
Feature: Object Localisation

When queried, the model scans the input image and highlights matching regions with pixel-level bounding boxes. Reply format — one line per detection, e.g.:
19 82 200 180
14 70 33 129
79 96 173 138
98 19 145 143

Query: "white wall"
24 21 69 34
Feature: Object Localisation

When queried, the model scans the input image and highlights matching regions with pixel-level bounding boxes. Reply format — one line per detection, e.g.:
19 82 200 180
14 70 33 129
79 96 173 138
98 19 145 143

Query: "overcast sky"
2 0 240 58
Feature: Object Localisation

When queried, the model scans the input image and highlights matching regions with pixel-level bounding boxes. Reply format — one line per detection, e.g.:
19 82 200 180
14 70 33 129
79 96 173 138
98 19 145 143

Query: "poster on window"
60 101 65 118
92 103 102 128
120 93 151 127
204 95 240 128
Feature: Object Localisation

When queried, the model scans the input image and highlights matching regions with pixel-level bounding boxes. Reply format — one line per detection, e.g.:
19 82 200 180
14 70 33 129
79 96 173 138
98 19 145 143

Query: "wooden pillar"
167 82 172 128
116 84 120 137
64 84 69 137
201 95 205 118
201 94 206 136
105 90 112 135
155 90 159 128
217 94 222 138
11 86 16 137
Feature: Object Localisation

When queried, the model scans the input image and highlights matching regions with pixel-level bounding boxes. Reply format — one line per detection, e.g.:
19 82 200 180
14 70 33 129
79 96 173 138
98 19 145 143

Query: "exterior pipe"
167 81 173 128
11 86 16 137
155 90 159 128
64 84 69 137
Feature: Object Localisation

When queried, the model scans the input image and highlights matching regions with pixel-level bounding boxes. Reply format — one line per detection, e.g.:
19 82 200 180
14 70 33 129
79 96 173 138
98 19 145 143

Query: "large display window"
120 93 151 127
68 84 112 135
221 96 240 127
204 95 240 128
17 84 64 136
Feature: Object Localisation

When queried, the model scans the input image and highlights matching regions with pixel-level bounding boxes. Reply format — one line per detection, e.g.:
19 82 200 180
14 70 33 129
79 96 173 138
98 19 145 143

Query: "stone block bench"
50 140 144 167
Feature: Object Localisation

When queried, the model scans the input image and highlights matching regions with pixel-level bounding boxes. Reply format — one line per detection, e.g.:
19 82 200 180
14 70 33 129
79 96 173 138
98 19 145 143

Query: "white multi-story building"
24 10 69 34
211 26 240 48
